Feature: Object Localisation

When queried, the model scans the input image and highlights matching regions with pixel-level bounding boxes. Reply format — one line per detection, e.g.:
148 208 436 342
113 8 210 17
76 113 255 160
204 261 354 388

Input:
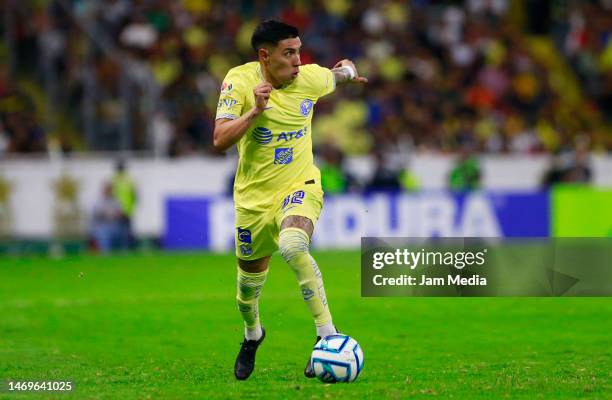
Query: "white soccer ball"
311 334 364 383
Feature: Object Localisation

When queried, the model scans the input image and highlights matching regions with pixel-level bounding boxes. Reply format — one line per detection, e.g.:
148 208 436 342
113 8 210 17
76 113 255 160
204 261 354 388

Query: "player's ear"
258 48 270 64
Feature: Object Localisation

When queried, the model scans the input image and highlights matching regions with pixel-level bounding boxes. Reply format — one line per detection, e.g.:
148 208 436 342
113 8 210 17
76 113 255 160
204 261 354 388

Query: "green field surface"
1 251 611 399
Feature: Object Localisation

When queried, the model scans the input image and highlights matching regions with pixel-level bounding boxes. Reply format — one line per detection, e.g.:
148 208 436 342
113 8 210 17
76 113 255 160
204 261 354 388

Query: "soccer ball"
310 334 364 383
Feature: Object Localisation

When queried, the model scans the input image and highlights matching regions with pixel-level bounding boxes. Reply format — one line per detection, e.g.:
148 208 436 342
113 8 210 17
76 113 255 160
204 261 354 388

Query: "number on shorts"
282 190 305 209
282 195 291 209
291 190 305 204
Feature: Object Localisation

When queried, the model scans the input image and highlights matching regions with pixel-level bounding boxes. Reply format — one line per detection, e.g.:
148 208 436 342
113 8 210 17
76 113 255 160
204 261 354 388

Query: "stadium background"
1 0 611 398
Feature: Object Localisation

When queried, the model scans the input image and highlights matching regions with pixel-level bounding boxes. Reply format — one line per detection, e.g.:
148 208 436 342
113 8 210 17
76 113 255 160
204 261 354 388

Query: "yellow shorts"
234 181 324 260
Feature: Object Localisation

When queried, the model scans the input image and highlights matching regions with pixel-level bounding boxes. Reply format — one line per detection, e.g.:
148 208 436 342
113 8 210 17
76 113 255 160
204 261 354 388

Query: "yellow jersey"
216 61 335 212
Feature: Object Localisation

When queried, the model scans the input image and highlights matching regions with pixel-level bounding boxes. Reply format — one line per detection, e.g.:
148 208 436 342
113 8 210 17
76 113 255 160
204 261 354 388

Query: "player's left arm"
331 59 368 85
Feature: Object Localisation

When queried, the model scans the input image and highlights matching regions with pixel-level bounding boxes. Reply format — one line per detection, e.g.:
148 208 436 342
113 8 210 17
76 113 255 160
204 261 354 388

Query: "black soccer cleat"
305 327 341 378
304 335 321 378
234 328 266 380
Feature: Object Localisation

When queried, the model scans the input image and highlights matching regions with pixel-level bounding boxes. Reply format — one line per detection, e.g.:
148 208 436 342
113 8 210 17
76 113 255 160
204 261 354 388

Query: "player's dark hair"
251 20 299 53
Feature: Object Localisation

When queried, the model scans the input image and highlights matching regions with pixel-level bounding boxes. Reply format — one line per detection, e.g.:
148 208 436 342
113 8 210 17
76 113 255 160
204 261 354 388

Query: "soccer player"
213 20 367 381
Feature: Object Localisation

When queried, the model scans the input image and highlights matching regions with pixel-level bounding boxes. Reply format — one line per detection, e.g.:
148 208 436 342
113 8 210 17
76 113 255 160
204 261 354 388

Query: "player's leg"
276 184 337 378
278 216 337 339
233 210 277 380
236 256 270 342
234 256 270 380
279 214 338 378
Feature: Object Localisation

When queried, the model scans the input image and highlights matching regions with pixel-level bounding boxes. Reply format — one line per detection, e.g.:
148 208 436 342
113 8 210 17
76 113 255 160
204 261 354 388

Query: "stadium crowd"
1 0 611 167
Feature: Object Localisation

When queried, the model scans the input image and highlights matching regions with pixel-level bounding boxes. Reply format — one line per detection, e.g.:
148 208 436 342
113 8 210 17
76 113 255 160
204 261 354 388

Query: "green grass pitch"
1 251 610 399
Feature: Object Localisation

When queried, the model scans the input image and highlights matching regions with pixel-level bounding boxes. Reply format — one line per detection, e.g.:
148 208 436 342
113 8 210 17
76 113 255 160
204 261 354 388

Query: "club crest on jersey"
237 227 252 244
300 99 313 116
274 148 293 165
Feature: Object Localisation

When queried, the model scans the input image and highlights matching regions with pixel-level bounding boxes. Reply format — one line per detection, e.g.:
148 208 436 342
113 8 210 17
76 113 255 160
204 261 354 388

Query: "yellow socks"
236 266 268 341
279 228 334 331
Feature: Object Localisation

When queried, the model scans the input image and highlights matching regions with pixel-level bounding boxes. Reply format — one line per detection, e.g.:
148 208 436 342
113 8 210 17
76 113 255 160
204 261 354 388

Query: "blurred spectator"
0 63 46 154
90 182 123 253
111 159 137 250
565 141 592 184
0 122 9 157
449 148 481 192
399 168 420 192
365 150 402 193
318 143 358 194
120 12 158 50
2 0 611 157
540 155 565 187
151 108 175 157
541 137 592 187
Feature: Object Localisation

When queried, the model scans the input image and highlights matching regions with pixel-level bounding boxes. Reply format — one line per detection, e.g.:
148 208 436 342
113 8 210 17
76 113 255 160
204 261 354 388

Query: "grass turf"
0 251 610 399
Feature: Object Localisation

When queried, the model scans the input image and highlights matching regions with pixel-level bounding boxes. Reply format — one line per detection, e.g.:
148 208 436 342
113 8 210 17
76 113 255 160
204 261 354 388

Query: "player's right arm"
213 82 272 152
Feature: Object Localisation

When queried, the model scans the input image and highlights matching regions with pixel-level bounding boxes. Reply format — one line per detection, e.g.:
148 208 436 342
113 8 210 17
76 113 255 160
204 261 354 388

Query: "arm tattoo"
332 67 353 85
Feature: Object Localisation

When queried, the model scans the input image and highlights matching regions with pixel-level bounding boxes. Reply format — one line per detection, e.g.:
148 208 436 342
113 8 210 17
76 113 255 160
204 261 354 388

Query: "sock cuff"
278 228 311 262
279 227 310 242
237 266 269 279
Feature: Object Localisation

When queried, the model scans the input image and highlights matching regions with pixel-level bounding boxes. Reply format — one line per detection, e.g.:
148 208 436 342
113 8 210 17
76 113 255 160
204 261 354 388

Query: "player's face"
265 37 302 85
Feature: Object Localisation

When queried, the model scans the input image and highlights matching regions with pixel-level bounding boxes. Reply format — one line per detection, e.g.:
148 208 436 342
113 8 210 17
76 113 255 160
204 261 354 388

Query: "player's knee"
278 228 310 264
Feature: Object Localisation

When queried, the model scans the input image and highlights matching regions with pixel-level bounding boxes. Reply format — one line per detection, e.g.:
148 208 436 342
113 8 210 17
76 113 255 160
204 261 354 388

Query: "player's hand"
253 82 273 113
333 59 368 83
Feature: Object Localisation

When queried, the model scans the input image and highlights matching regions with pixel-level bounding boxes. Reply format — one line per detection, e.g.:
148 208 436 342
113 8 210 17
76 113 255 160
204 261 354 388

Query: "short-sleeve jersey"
216 62 335 212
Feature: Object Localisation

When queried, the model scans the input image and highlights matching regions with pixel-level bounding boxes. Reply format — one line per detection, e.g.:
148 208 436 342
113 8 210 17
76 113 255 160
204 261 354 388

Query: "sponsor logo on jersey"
240 243 253 256
252 126 308 145
274 148 293 165
252 127 273 145
300 99 313 116
218 98 237 108
277 127 306 142
237 227 252 243
220 82 233 94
